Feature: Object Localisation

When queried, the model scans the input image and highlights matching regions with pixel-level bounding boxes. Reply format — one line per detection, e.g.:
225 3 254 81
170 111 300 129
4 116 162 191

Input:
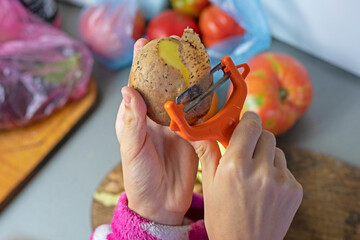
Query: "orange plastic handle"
164 56 249 148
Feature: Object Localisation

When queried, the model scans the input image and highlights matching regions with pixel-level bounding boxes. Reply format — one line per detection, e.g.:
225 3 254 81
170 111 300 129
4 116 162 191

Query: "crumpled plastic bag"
0 0 93 130
79 0 142 70
137 0 169 20
79 0 269 70
206 0 271 105
208 0 271 65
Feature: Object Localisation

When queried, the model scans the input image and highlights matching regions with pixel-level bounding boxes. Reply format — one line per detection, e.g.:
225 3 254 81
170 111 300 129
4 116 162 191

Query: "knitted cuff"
100 192 208 240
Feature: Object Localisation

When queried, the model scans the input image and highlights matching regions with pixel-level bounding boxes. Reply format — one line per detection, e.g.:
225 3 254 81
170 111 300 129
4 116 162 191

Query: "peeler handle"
164 56 249 149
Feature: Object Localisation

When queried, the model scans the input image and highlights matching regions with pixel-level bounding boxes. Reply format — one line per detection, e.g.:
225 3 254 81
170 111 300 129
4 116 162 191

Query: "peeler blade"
176 62 226 112
210 62 223 74
183 73 229 113
176 84 203 105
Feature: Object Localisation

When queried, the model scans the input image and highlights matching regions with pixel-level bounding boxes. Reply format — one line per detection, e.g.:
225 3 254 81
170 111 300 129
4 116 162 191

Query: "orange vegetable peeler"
164 56 250 148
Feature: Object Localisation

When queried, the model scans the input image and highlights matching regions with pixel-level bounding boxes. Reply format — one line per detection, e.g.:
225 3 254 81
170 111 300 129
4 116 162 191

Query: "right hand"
192 112 303 240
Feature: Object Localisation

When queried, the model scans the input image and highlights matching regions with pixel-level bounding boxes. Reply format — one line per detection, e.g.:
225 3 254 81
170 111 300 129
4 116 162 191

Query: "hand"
192 112 303 240
115 38 199 225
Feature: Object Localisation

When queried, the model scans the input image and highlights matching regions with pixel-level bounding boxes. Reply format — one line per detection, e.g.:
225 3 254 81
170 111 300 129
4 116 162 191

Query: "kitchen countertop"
0 2 359 240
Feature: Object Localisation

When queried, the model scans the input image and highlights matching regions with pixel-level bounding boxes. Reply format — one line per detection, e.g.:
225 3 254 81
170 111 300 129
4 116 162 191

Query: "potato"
129 28 213 126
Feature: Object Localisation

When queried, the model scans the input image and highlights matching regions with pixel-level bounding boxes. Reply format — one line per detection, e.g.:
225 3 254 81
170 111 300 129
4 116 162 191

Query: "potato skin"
129 29 213 126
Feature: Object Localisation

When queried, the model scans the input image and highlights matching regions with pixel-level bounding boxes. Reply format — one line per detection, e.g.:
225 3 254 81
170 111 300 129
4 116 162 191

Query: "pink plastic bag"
79 0 143 69
0 0 93 130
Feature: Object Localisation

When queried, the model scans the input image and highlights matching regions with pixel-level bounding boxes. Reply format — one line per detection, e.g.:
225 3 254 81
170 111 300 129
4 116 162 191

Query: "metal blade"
183 73 229 113
176 84 203 105
176 62 223 105
210 62 223 74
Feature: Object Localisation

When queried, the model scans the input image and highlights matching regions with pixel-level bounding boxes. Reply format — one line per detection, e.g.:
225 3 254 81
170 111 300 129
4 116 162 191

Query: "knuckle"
294 181 303 195
285 177 303 197
274 156 287 169
244 118 262 133
222 160 248 180
224 160 238 173
292 182 304 205
216 162 235 184
260 177 275 193
275 148 286 161
124 113 136 126
262 130 276 145
256 167 274 187
243 111 262 123
274 169 288 182
261 165 273 178
195 144 207 159
124 112 142 129
275 147 285 156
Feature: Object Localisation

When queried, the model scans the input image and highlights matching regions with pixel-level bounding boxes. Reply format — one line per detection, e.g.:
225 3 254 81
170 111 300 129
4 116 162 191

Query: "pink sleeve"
90 192 208 240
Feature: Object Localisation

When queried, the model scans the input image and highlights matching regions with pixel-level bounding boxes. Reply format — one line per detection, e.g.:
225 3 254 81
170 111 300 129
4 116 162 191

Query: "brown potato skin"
129 29 213 126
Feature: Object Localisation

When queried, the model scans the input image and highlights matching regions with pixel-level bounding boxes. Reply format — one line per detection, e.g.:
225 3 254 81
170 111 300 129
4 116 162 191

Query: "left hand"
115 38 199 226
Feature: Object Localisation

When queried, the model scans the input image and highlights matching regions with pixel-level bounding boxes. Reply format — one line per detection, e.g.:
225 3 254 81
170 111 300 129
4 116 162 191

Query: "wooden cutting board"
91 147 360 239
0 79 97 211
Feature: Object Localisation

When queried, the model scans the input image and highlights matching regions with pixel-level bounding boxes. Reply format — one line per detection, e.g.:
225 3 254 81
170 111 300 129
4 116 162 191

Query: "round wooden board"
91 147 360 239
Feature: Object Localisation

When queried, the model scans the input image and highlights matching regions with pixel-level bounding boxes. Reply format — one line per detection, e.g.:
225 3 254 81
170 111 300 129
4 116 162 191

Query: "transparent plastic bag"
0 0 93 130
79 0 143 70
137 0 169 20
205 0 271 106
79 0 269 71
208 0 271 65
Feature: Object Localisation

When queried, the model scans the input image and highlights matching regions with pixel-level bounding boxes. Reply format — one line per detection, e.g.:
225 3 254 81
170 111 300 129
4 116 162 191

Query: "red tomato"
199 5 245 47
132 10 145 40
147 10 199 40
170 0 209 17
228 53 313 135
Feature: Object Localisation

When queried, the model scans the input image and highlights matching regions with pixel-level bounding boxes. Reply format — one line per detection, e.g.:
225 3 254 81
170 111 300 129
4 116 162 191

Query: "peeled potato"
129 28 213 126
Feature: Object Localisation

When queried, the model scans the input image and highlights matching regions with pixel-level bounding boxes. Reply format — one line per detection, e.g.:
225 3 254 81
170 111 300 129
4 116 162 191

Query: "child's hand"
193 112 303 240
115 38 199 226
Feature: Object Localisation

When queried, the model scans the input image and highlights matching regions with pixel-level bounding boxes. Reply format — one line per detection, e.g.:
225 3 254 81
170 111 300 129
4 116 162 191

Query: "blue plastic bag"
137 0 169 20
79 0 270 71
204 0 271 107
208 0 271 65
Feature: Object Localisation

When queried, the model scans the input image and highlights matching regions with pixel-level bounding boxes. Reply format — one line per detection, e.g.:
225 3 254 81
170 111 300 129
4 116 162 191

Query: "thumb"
191 140 221 184
117 87 147 160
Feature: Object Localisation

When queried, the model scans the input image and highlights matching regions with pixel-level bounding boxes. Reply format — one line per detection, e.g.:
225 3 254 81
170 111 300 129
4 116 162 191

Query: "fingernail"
122 89 131 106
